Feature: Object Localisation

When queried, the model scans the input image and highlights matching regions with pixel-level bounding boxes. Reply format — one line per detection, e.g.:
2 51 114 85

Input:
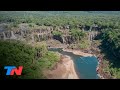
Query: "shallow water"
49 48 99 79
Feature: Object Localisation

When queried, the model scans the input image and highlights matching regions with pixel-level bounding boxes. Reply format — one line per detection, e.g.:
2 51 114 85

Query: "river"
48 48 100 79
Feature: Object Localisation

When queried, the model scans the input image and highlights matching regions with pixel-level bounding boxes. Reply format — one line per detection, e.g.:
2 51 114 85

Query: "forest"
0 40 60 79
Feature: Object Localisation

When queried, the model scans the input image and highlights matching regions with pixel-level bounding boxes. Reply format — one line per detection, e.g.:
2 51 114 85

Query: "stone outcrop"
0 25 54 42
0 23 101 44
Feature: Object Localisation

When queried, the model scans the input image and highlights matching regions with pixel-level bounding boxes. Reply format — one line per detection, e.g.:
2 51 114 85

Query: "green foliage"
34 42 48 58
39 51 60 69
101 29 120 59
29 23 35 27
0 40 60 79
78 40 90 49
0 40 34 79
52 31 63 36
70 29 87 42
1 11 120 29
103 60 120 79
101 28 120 79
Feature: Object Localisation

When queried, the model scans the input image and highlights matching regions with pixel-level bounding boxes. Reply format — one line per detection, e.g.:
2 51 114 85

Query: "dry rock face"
0 24 70 44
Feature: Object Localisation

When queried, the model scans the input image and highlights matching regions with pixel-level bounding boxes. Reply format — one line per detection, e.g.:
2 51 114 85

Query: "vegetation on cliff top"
0 40 60 79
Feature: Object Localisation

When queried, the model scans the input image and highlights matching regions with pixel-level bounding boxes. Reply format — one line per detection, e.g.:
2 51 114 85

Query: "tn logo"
4 66 23 75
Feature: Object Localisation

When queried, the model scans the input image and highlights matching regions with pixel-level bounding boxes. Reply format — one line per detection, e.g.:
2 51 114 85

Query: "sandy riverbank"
63 48 104 79
63 48 93 57
43 55 79 79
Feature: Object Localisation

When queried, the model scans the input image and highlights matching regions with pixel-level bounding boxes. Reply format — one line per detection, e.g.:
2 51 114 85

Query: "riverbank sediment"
63 48 93 57
62 48 105 79
91 44 112 79
43 54 79 79
48 47 104 79
96 54 112 79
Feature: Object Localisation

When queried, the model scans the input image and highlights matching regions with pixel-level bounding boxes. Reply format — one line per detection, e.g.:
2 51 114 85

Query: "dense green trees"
69 29 89 49
52 31 63 36
100 28 120 78
1 11 120 29
102 29 120 59
0 40 60 79
70 29 87 43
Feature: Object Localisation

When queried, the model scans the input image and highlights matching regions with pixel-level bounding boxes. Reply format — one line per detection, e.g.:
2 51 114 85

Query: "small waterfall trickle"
3 32 7 40
10 31 17 39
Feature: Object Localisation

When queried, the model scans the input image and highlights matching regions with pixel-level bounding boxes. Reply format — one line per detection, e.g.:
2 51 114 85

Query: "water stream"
49 48 99 79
